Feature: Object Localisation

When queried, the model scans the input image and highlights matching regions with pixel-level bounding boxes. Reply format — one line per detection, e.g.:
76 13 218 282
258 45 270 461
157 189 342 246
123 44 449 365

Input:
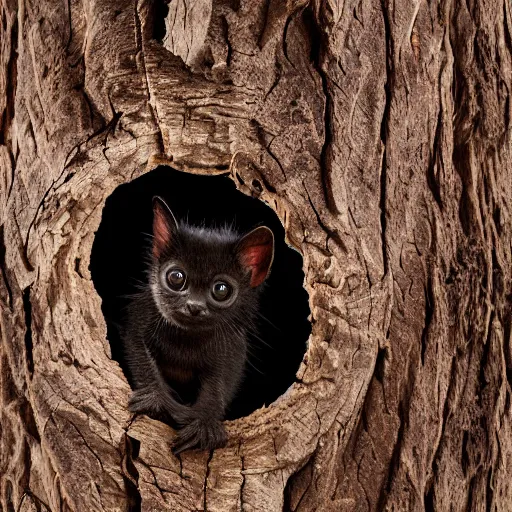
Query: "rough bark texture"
0 0 511 510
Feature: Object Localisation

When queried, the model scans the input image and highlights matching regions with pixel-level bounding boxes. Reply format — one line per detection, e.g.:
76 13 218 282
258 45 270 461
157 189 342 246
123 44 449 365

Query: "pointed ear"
236 226 274 288
152 196 178 258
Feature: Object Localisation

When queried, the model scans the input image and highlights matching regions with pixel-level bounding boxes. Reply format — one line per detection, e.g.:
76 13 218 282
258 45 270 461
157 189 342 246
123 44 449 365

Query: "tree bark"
1 0 511 510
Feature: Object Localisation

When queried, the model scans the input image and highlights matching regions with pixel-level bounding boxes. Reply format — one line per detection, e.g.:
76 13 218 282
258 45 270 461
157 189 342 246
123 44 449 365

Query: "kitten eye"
166 268 187 291
211 281 232 302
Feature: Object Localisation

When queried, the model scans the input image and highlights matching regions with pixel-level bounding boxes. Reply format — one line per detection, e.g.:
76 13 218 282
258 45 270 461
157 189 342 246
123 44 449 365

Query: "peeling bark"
1 0 511 510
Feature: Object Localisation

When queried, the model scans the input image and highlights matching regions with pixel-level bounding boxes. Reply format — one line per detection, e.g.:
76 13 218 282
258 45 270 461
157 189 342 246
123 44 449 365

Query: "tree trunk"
1 0 511 510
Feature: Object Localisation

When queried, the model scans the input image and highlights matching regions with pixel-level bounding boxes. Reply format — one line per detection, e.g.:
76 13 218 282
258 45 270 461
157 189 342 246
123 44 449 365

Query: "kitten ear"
236 226 274 288
152 196 178 258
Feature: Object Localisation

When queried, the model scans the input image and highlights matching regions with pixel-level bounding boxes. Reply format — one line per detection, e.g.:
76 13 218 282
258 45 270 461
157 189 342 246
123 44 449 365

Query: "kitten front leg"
127 342 194 425
173 351 246 453
172 372 229 454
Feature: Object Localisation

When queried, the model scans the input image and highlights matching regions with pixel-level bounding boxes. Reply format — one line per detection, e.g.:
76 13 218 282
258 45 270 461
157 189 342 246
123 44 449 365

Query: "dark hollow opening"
90 166 311 420
152 0 169 42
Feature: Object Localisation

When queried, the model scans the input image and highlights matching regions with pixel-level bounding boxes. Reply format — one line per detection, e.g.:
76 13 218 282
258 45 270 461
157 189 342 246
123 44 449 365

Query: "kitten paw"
172 419 227 454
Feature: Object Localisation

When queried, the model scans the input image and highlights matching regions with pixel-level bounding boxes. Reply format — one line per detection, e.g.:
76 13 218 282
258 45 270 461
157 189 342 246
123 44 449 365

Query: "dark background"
90 166 311 419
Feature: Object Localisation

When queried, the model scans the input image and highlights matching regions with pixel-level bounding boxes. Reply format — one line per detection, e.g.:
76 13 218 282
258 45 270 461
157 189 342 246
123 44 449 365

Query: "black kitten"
121 196 274 453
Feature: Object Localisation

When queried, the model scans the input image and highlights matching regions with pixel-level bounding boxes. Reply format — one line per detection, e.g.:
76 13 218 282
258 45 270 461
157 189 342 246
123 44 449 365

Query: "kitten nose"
186 301 207 316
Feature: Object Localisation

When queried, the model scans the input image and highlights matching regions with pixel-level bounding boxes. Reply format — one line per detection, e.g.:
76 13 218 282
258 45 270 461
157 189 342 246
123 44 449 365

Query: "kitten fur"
121 196 274 453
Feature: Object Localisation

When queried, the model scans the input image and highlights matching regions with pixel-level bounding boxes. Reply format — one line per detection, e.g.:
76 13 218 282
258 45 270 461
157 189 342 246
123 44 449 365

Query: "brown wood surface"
0 0 511 510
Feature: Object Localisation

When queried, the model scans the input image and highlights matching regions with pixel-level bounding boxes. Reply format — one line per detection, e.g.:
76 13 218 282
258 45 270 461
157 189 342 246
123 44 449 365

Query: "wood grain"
0 0 510 510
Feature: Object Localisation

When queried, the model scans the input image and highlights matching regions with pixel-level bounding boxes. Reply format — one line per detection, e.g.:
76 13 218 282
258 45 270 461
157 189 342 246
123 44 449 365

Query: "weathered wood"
0 0 510 510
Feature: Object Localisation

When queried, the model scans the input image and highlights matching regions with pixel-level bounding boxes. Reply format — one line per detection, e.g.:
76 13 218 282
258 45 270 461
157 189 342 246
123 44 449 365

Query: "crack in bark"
22 285 34 377
221 15 232 68
120 432 142 512
1 7 18 204
19 394 41 444
264 60 282 100
421 274 435 366
134 1 165 155
136 457 181 500
0 225 13 309
250 119 286 183
426 108 443 208
75 80 107 133
306 12 339 217
203 449 214 511
282 10 298 73
318 74 338 215
15 490 51 512
239 443 245 512
379 0 392 276
302 180 347 255
266 138 287 181
67 418 105 472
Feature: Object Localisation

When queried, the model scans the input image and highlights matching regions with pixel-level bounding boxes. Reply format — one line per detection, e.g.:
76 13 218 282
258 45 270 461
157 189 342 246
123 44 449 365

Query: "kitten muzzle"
171 308 213 331
185 301 208 317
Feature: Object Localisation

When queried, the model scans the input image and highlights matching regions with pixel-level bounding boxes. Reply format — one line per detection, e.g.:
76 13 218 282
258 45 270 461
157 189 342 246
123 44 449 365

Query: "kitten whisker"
255 311 281 332
246 330 274 350
244 356 264 375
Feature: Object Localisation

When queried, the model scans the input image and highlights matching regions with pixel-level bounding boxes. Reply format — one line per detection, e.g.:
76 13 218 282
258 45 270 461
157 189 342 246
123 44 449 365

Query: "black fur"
121 197 274 453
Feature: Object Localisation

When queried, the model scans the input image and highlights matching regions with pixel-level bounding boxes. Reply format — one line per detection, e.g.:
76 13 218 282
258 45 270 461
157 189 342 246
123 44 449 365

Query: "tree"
1 0 510 510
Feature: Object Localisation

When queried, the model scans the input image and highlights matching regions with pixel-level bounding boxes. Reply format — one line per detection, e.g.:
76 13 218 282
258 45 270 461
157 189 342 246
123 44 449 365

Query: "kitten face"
150 197 274 333
152 250 245 331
